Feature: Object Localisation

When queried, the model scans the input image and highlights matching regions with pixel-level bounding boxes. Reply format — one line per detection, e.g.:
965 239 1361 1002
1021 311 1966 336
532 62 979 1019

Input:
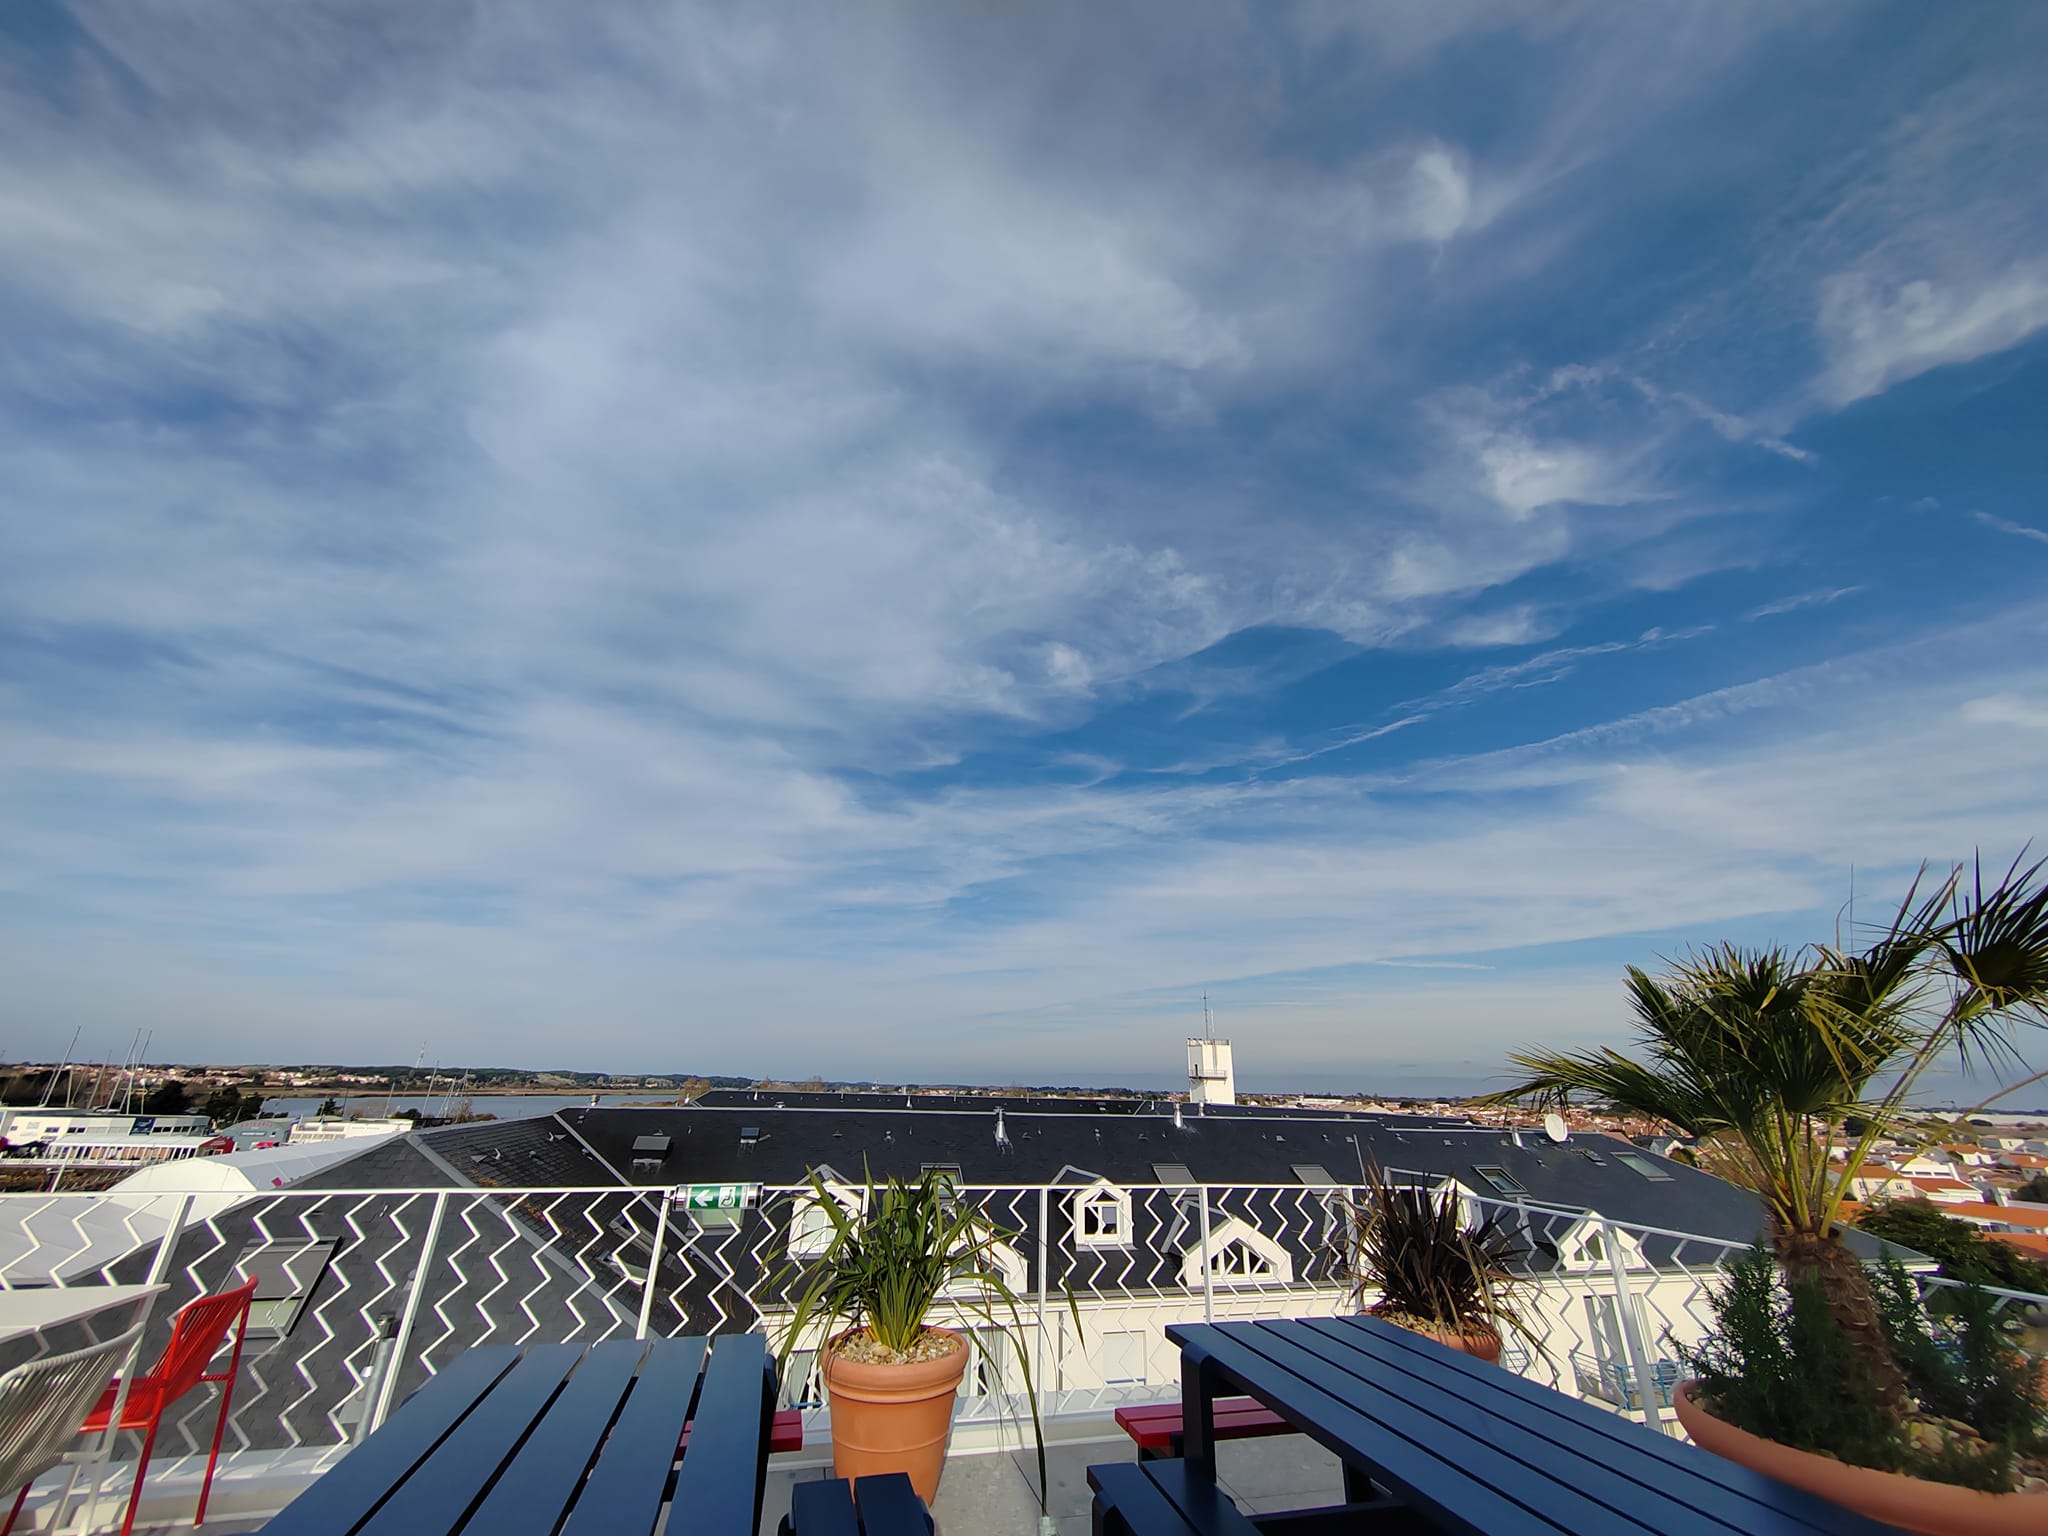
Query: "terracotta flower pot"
1674 1381 2048 1536
1374 1311 1503 1363
822 1327 968 1504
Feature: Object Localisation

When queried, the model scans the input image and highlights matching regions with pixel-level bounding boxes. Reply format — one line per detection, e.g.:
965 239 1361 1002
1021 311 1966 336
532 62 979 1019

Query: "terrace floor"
763 1432 1350 1535
99 1425 1348 1536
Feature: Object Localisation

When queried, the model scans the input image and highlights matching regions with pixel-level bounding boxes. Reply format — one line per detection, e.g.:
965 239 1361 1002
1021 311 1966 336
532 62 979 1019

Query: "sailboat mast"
130 1030 152 1112
40 1028 80 1108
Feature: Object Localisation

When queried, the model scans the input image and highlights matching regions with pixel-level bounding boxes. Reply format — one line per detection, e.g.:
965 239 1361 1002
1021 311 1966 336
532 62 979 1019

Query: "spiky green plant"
1332 1158 1545 1360
770 1167 1077 1511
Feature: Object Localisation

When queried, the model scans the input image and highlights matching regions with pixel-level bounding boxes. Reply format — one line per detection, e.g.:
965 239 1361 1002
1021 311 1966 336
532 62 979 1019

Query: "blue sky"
3 3 2047 1094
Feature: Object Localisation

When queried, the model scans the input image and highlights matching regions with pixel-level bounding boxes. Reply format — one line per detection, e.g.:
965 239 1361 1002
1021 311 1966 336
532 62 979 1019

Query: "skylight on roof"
235 1238 336 1340
631 1134 671 1154
1152 1161 1195 1185
1617 1153 1674 1182
1291 1163 1335 1186
1471 1164 1527 1195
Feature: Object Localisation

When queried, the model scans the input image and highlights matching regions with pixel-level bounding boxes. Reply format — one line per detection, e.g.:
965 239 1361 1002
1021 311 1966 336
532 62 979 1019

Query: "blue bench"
779 1472 933 1535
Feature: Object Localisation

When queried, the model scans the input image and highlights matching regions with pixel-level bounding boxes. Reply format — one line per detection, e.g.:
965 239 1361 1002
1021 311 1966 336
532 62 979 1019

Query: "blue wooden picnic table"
262 1333 774 1536
1088 1315 1913 1535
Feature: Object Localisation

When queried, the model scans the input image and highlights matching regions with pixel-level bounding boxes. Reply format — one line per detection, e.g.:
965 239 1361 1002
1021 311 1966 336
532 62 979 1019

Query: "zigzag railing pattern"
3 1179 2042 1461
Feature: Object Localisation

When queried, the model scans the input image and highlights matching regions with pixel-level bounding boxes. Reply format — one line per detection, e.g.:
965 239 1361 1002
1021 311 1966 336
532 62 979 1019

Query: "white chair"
0 1320 146 1536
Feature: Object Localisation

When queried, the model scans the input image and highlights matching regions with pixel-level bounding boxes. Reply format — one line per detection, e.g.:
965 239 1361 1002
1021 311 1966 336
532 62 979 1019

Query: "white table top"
0 1283 166 1344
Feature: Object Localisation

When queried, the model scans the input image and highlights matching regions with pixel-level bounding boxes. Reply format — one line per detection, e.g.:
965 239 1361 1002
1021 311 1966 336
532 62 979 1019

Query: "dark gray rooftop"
419 1115 620 1186
559 1101 1775 1247
291 1132 458 1190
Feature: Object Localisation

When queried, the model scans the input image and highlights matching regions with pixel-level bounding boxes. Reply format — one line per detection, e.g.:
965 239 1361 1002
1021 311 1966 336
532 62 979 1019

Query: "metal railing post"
367 1191 449 1435
351 1313 400 1445
74 1193 193 1535
636 1189 675 1341
1601 1217 1668 1434
1198 1191 1214 1325
1034 1186 1050 1402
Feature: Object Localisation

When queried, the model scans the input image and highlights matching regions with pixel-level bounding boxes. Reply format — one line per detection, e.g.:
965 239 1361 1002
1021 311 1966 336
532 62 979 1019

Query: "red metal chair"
81 1274 257 1536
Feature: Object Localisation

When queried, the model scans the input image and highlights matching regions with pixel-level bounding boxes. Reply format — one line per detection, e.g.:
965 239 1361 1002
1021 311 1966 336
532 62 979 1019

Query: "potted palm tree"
1485 853 2048 1533
771 1167 1074 1511
1332 1157 1542 1364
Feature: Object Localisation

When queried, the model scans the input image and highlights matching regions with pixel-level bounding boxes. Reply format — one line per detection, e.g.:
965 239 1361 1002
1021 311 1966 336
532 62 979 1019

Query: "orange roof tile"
1940 1201 2048 1229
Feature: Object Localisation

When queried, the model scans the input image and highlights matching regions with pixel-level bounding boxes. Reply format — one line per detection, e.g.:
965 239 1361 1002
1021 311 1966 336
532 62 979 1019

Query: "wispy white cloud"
1745 586 1861 621
1630 379 1816 463
1960 694 2048 730
1973 512 2048 549
1816 266 2048 406
1440 605 1557 648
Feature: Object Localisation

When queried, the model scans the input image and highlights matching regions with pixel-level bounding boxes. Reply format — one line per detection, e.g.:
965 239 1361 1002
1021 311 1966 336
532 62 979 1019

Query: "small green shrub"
1684 1248 2048 1493
1875 1261 2043 1453
1681 1249 1898 1468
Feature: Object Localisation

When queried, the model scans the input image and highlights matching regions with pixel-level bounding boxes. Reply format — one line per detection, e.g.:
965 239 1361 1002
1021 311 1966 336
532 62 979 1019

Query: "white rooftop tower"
1186 994 1236 1107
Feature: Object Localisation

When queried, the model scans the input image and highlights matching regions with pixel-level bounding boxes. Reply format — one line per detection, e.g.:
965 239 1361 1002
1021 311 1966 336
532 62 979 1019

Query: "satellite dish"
1542 1112 1570 1144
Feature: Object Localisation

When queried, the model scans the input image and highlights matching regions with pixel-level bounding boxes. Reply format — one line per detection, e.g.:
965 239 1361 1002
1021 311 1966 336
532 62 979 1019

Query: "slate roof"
290 1133 458 1190
557 1102 1771 1245
418 1115 620 1187
691 1088 1394 1120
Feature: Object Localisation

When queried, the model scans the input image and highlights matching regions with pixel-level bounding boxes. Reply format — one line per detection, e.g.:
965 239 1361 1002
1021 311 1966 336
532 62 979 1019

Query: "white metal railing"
2 1179 2040 1467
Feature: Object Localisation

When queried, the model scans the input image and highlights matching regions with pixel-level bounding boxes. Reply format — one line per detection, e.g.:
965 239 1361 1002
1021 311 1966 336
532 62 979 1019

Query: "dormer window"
787 1171 866 1258
1178 1216 1293 1289
941 1239 1029 1298
1558 1214 1650 1272
1071 1179 1132 1249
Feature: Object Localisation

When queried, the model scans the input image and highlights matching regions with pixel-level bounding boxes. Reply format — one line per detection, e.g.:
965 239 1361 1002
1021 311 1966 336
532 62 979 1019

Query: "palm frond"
1487 853 2048 1246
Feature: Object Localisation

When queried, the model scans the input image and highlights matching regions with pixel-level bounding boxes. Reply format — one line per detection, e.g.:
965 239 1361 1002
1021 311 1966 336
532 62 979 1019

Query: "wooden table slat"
559 1335 708 1536
355 1343 586 1536
1089 1463 1209 1536
666 1333 772 1534
461 1339 649 1536
1309 1318 1907 1536
260 1345 523 1536
1170 1323 1569 1536
1139 1459 1263 1536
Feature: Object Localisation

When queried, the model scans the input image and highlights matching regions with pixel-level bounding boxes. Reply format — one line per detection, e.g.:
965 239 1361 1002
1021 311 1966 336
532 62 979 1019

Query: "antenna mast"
1202 992 1213 1041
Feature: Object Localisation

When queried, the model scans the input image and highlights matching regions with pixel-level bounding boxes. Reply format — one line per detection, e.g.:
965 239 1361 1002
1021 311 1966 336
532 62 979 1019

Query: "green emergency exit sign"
675 1183 758 1210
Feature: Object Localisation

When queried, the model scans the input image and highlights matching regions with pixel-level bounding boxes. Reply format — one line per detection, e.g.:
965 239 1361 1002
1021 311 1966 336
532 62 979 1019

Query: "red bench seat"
681 1407 805 1455
1114 1397 1290 1460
